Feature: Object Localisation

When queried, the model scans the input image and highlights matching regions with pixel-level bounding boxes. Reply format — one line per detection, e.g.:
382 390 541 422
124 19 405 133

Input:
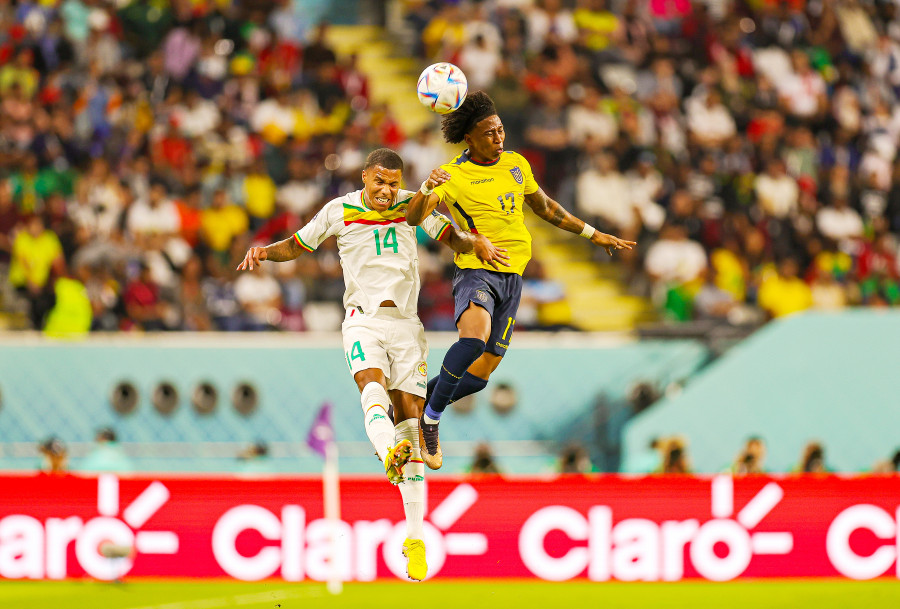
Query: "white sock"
360 382 395 462
395 418 425 540
423 413 440 425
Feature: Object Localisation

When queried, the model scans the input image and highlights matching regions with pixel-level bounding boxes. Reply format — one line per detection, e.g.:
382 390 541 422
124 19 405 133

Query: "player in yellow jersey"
405 92 636 469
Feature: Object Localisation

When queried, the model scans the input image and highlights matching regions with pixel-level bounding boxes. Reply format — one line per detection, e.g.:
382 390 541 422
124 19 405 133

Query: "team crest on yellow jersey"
510 167 524 184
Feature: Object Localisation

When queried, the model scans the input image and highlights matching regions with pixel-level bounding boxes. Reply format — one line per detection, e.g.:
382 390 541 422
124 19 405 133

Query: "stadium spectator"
122 262 166 332
693 270 737 321
277 155 325 217
80 427 134 473
559 443 593 474
732 436 767 475
243 159 277 230
758 258 813 319
459 34 500 91
400 129 447 192
567 86 617 149
644 224 707 287
755 158 799 220
527 1 577 52
38 436 68 475
576 151 635 234
233 263 283 331
200 189 248 265
43 264 91 337
519 259 572 330
796 441 830 474
469 442 502 475
236 441 275 475
816 194 865 244
9 214 63 329
686 90 737 149
658 437 691 474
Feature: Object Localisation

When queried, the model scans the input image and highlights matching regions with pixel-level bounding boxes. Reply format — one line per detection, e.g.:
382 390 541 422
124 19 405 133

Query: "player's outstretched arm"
524 188 636 256
442 228 511 270
236 237 305 271
406 167 451 226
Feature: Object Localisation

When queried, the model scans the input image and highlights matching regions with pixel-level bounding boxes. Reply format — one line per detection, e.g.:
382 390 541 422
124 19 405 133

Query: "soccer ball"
416 63 468 114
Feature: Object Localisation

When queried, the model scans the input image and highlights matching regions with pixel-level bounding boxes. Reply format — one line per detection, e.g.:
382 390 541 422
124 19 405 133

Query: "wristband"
420 181 434 196
580 223 596 239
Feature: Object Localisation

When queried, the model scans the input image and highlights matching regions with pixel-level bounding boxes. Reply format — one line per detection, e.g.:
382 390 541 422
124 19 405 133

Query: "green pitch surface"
2 579 899 609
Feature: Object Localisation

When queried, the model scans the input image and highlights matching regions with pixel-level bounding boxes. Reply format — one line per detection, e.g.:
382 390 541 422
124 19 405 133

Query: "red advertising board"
0 473 898 581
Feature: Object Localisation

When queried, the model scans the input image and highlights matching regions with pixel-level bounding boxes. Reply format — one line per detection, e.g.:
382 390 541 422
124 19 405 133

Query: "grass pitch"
1 579 898 609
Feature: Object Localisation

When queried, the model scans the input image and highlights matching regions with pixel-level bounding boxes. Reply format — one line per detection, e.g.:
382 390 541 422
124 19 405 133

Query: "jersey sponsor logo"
417 362 427 376
510 167 524 184
470 178 495 185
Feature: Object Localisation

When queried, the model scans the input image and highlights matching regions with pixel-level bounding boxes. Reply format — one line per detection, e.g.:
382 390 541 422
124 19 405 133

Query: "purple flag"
306 402 334 457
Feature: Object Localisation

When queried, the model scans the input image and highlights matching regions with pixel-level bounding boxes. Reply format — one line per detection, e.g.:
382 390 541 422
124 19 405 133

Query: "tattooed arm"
523 188 636 256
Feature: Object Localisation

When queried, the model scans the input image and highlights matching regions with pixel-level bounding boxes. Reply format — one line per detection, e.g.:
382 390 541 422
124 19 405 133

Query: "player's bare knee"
354 369 387 393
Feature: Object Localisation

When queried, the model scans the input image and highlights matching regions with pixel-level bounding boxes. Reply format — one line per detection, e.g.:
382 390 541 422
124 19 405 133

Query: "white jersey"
292 189 453 319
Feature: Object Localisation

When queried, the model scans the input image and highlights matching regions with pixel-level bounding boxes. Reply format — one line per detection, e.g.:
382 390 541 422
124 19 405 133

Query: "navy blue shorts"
452 267 523 356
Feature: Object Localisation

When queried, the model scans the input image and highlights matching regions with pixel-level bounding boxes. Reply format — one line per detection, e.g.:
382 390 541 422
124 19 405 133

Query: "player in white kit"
237 148 507 581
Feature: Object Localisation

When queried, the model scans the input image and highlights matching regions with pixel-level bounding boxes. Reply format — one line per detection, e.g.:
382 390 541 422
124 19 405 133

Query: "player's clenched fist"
425 168 452 190
237 246 268 271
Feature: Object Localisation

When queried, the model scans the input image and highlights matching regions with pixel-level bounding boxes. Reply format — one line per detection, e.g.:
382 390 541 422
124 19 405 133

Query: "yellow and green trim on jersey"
341 191 411 226
292 232 314 252
292 191 450 248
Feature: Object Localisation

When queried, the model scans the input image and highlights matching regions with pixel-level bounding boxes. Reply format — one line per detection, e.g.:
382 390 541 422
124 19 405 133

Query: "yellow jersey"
433 150 538 275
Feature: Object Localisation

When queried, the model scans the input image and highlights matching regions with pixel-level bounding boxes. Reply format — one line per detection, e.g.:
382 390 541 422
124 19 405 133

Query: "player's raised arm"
236 236 305 271
406 167 450 226
523 187 637 256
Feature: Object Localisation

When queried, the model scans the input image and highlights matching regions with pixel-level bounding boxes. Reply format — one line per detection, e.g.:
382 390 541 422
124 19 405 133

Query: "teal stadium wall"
0 334 708 474
623 311 900 473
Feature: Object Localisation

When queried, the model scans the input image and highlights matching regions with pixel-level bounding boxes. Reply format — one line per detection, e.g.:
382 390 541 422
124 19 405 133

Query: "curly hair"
440 91 498 144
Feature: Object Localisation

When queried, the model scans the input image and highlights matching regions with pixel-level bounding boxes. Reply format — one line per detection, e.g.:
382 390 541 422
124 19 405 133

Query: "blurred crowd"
624 435 900 474
7 0 900 334
465 434 900 474
0 0 480 333
404 0 900 323
37 426 900 474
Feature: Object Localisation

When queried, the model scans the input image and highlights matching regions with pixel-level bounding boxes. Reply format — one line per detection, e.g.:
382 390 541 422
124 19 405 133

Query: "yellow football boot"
403 538 427 581
384 439 412 485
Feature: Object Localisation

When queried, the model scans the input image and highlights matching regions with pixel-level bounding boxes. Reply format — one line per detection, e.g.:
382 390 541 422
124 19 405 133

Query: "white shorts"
341 307 429 397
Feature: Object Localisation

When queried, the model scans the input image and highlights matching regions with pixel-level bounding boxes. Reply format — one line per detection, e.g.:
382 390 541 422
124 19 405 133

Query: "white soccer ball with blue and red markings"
416 63 468 114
